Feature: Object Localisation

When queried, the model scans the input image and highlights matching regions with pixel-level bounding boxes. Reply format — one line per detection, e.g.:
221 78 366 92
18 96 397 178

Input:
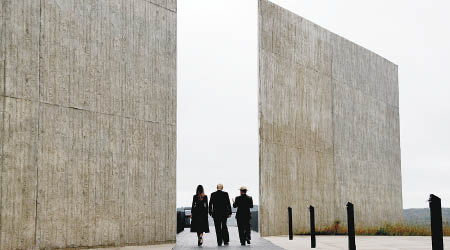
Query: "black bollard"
346 202 356 250
429 194 444 250
288 207 293 240
309 206 316 248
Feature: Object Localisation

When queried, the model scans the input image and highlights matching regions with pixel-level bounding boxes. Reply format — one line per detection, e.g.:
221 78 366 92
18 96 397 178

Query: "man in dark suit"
233 186 253 246
209 184 232 246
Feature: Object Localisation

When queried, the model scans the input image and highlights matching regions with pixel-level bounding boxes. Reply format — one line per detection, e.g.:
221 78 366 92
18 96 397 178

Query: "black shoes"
198 236 203 246
239 238 250 245
224 242 229 245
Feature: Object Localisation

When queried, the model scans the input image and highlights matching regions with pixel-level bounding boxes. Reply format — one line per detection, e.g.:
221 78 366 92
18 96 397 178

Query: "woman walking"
190 185 210 246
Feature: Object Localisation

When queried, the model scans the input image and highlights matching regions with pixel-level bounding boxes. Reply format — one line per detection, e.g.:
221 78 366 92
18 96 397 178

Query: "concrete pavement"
174 226 284 250
265 235 450 250
85 244 175 250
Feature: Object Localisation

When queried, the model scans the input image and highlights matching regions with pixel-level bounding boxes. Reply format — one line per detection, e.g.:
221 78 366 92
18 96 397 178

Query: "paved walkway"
265 235 450 250
174 226 284 250
86 244 175 250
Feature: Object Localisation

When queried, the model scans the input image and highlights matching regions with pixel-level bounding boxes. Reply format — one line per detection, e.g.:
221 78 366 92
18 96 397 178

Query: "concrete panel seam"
0 96 176 127
261 48 333 78
34 0 42 247
0 87 4 250
331 47 336 215
0 0 5 245
333 80 399 109
141 0 176 13
260 141 333 154
1 0 5 97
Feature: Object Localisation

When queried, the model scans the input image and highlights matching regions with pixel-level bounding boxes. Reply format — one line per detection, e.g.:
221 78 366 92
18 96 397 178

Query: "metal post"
429 194 444 250
309 206 316 248
288 207 293 240
346 202 356 250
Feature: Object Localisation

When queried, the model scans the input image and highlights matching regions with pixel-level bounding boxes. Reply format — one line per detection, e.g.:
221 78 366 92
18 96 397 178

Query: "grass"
296 220 450 236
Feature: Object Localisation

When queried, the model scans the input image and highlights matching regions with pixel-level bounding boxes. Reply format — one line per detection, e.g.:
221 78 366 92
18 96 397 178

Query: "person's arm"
205 196 209 215
191 196 195 218
225 193 232 217
233 197 238 208
208 193 214 217
249 196 253 208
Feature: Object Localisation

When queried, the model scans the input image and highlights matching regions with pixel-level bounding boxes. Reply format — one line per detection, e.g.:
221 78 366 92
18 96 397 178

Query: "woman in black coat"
190 185 209 246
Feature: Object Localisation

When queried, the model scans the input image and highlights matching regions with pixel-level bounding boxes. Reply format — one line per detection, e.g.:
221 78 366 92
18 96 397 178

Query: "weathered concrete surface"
258 0 401 236
332 35 401 229
0 0 176 249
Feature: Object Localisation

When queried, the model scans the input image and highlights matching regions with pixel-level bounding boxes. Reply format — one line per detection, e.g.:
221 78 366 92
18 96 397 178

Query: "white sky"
177 0 450 209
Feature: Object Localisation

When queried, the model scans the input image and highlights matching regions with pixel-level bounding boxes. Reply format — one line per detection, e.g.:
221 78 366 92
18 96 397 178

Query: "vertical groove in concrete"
1 1 41 249
0 0 176 249
0 96 3 250
258 0 401 236
34 0 42 247
0 0 5 247
330 46 336 221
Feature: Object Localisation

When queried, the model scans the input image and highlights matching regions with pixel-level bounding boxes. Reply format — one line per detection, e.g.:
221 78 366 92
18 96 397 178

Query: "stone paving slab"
174 226 284 250
85 244 175 250
265 235 450 250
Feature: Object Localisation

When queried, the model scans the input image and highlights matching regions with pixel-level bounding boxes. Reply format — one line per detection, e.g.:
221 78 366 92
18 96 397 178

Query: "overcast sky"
177 0 450 209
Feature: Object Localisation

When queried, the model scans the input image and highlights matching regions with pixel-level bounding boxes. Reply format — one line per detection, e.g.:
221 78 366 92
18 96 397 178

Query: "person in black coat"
233 186 253 246
209 184 232 246
190 185 209 246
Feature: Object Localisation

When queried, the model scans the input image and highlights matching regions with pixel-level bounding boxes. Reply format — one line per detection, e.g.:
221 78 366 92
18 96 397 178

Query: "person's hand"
232 198 235 203
190 214 192 219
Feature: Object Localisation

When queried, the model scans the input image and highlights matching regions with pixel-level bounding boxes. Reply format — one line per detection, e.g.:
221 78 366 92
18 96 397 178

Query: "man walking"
233 186 253 246
209 184 232 246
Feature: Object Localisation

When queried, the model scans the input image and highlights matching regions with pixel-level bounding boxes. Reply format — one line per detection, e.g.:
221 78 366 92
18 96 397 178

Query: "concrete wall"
258 0 401 236
0 0 176 249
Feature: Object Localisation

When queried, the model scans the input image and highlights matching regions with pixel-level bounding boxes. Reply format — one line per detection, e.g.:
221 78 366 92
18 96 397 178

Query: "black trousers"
213 217 229 244
237 218 251 243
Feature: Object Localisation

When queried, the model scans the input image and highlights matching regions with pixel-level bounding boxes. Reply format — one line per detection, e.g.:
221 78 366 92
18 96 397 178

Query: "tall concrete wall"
258 0 401 236
0 0 176 249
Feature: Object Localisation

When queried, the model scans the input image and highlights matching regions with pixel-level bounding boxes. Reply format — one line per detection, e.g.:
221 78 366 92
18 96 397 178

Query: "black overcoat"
233 194 253 220
209 190 232 219
190 195 210 233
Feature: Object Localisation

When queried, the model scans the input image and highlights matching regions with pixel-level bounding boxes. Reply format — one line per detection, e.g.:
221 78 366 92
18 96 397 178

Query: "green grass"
296 220 450 236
